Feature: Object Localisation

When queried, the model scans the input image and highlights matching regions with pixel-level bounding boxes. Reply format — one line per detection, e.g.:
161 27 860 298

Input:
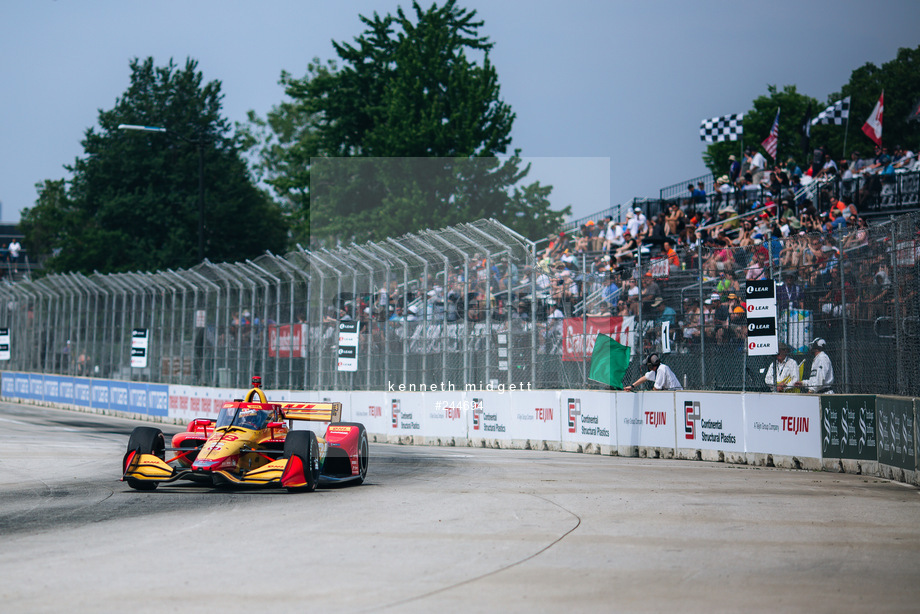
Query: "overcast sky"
2 0 919 226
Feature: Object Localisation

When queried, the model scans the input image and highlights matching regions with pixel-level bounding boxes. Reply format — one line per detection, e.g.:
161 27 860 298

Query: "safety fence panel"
0 214 919 395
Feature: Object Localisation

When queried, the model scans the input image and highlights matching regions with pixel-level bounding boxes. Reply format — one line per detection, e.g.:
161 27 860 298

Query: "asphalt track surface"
1 401 919 613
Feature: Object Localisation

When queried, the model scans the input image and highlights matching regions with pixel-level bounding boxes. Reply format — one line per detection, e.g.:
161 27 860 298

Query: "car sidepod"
320 422 368 485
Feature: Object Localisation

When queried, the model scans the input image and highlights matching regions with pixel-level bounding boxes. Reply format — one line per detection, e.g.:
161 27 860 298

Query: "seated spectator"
641 275 661 305
715 270 739 297
664 202 686 236
602 275 620 311
727 304 747 345
681 298 701 345
745 249 768 280
651 296 677 327
662 241 681 272
703 293 729 344
704 238 735 277
693 181 708 207
645 213 668 247
614 231 638 263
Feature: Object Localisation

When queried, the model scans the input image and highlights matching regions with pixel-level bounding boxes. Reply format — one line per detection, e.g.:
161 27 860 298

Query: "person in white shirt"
749 149 767 184
795 338 835 393
625 211 641 238
765 343 798 391
625 354 683 391
8 239 21 273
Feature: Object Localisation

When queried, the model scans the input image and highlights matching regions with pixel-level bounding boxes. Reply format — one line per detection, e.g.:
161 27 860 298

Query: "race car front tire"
125 426 166 491
282 430 320 492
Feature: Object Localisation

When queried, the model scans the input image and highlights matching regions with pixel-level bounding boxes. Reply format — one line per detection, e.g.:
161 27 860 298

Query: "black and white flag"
700 113 744 142
810 96 850 126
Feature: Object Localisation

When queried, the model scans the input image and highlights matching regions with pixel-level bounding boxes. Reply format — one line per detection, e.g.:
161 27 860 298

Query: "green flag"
588 334 630 389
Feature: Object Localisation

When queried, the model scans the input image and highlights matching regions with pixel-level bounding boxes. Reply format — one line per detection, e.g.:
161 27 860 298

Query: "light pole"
118 124 206 263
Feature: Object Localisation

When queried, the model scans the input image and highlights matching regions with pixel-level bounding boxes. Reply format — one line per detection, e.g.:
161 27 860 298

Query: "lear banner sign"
821 396 877 461
337 321 359 372
0 328 9 361
745 279 777 356
131 328 149 368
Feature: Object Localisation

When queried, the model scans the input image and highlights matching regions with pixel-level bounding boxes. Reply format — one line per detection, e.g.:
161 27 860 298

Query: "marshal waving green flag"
588 333 630 389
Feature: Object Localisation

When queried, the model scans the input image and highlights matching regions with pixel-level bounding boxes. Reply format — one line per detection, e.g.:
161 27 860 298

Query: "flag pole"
843 106 850 159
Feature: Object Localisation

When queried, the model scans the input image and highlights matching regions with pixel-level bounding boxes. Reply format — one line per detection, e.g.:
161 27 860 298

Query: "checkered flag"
700 113 744 142
810 96 850 126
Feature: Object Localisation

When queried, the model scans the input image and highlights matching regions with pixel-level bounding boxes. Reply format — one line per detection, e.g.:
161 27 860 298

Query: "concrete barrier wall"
3 371 916 486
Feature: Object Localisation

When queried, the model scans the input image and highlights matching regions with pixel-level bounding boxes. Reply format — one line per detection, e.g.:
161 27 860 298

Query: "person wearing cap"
614 231 637 263
651 296 676 327
765 343 799 392
729 154 741 184
795 338 835 393
625 353 682 392
633 207 647 228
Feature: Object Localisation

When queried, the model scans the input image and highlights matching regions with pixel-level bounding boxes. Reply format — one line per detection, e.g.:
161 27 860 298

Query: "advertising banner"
509 390 562 442
351 392 391 434
560 391 615 448
169 385 230 422
109 380 130 413
743 394 821 457
91 380 111 409
421 392 469 439
675 392 744 453
336 321 359 372
73 378 92 407
467 392 513 441
0 327 10 361
387 392 425 437
131 328 149 368
561 316 635 361
616 392 676 449
821 396 877 461
745 280 777 356
876 396 915 471
268 323 306 358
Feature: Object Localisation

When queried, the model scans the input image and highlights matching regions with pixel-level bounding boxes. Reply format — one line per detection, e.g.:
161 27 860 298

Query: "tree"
819 45 920 159
21 57 288 275
242 0 569 244
703 85 819 177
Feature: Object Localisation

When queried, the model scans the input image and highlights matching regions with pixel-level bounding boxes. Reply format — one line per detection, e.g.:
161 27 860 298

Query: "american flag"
761 108 780 159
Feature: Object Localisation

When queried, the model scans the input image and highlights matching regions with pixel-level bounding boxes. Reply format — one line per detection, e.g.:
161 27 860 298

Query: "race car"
122 377 368 492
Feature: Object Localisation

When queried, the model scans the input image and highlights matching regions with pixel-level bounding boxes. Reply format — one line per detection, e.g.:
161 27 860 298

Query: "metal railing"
1 214 918 396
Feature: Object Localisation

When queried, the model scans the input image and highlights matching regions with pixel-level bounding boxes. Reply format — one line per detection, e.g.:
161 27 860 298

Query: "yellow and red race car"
122 378 368 492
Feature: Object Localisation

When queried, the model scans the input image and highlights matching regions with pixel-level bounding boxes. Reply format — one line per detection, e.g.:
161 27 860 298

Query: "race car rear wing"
279 402 342 423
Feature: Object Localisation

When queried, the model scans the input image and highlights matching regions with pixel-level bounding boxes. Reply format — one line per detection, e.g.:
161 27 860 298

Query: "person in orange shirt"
663 240 681 272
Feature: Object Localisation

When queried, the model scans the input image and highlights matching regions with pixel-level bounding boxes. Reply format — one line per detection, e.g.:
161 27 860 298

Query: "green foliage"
243 0 567 244
21 57 287 275
703 85 819 177
821 45 920 157
704 45 920 176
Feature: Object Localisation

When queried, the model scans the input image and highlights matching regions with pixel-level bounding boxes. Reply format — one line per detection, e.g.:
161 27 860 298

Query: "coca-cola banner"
268 324 307 358
561 316 635 362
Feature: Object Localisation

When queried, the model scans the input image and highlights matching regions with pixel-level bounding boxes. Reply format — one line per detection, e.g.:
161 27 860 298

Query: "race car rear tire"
283 430 320 492
337 422 369 484
125 427 165 491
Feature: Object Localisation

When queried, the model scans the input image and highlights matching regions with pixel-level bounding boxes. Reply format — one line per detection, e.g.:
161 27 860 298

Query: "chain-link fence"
1 214 918 395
